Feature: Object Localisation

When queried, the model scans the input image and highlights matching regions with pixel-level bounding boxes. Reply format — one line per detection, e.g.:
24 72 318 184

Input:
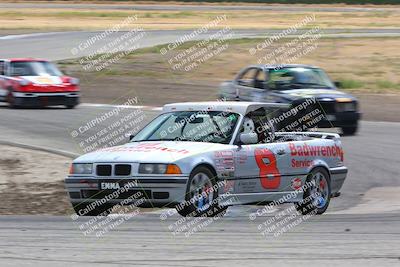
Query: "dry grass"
1 8 400 31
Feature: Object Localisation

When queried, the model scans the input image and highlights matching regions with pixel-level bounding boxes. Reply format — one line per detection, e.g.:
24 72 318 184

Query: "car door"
235 141 296 193
233 114 298 196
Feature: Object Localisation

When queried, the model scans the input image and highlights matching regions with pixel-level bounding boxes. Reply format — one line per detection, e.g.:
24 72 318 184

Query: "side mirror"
334 81 342 88
129 134 135 141
239 132 258 145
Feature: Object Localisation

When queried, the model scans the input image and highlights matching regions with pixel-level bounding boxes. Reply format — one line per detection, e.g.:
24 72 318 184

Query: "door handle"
276 150 286 156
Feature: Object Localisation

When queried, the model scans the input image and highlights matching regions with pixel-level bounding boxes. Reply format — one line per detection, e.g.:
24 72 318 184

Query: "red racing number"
254 148 281 189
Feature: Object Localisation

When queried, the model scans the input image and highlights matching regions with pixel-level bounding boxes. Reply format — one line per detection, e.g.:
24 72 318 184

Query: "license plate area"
99 180 138 190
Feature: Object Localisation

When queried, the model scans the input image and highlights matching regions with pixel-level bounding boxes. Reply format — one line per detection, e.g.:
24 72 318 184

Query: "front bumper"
13 92 80 107
65 176 188 208
317 112 361 128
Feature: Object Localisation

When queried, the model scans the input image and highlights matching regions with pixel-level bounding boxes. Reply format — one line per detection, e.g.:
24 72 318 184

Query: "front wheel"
295 167 331 215
176 166 227 217
6 89 19 109
341 124 358 135
65 104 77 109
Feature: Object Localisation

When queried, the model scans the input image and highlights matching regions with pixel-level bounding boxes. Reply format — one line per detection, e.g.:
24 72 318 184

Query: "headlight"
139 164 181 174
19 79 30 86
70 163 93 174
69 78 79 85
335 102 356 112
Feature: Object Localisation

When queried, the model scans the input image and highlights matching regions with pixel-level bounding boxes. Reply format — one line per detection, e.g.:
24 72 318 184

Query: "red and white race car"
0 58 80 108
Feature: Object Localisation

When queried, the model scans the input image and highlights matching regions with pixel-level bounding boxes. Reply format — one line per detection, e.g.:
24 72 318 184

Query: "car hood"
19 75 63 85
74 141 228 163
278 89 357 101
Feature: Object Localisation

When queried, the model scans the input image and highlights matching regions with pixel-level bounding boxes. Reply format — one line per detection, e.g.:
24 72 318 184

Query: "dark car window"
254 69 267 89
268 67 334 90
237 68 258 88
0 61 4 75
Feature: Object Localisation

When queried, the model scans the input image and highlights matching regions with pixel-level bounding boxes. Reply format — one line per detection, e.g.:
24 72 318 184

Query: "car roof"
251 64 319 70
1 58 48 62
162 101 288 116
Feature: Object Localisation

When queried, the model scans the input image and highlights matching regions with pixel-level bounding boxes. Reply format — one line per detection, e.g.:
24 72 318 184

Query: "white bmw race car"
66 101 347 217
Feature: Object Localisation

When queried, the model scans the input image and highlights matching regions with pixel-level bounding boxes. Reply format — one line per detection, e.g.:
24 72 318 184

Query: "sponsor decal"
291 178 302 190
237 180 257 193
101 143 190 154
291 159 313 168
236 147 250 164
289 142 343 160
223 180 235 194
215 150 234 172
254 148 281 189
99 181 138 190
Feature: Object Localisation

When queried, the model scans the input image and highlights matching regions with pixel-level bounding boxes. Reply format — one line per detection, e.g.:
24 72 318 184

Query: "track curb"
0 140 79 159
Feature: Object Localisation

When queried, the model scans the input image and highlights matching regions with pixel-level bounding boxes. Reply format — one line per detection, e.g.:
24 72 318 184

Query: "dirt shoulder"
0 145 73 215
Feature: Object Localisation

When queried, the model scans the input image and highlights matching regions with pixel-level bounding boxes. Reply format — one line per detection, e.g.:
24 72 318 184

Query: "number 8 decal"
255 148 281 189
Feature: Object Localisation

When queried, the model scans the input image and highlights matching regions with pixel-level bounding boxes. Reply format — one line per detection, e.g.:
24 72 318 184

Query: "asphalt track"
2 29 400 60
0 213 399 267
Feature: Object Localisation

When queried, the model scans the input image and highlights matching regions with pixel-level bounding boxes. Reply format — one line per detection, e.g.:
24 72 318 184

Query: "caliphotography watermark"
160 15 235 72
159 180 238 237
70 181 147 238
248 14 323 67
71 14 146 71
69 97 146 153
249 180 319 239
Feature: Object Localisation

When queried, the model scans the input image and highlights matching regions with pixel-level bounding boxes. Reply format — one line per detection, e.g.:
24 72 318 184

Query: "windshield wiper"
130 138 177 142
290 82 331 88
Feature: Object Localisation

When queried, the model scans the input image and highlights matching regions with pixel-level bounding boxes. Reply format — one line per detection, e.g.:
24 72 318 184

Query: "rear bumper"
330 166 348 194
13 92 80 107
65 176 188 208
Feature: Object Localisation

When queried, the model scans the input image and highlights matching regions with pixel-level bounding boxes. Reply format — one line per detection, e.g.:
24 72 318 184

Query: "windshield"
132 111 240 144
268 67 334 90
10 61 63 77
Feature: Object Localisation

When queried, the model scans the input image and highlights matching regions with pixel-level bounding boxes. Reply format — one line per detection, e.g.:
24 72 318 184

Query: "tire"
65 105 76 109
176 166 227 217
295 167 331 215
341 125 358 135
6 88 19 109
73 202 114 217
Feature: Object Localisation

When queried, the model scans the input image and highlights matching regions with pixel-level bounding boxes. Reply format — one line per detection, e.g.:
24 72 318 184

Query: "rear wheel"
176 166 227 217
295 167 331 215
73 202 114 217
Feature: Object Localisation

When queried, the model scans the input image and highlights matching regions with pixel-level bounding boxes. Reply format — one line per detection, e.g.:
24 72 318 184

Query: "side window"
254 69 267 89
236 108 275 145
0 61 4 76
267 69 295 90
237 68 258 88
251 115 273 144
